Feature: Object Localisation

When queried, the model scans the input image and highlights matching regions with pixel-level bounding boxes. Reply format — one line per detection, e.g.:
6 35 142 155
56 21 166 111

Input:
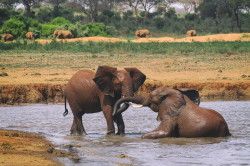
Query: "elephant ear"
93 66 117 97
124 68 146 92
176 88 200 105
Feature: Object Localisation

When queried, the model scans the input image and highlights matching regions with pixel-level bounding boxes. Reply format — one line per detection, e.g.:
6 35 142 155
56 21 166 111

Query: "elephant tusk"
129 102 143 108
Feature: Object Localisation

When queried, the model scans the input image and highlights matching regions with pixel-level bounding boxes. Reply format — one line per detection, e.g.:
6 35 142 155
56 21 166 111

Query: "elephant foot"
70 128 87 136
116 132 125 136
116 125 125 136
106 129 115 135
70 131 87 136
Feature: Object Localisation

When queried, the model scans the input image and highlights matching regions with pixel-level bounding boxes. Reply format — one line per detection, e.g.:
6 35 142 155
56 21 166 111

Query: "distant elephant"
26 32 34 39
113 86 231 139
135 29 151 39
64 66 146 135
53 30 72 39
2 34 13 42
186 30 197 37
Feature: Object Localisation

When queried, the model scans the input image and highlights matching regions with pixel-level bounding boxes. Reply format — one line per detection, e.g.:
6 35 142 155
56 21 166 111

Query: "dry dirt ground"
35 33 250 44
0 129 78 166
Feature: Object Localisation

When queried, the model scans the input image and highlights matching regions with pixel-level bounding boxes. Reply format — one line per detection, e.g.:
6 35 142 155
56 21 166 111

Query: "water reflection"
0 101 250 166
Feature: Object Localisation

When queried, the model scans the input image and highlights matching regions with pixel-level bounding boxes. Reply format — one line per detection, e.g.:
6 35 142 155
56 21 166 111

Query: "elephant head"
113 86 200 116
93 66 146 98
186 30 197 36
113 86 230 138
53 30 60 39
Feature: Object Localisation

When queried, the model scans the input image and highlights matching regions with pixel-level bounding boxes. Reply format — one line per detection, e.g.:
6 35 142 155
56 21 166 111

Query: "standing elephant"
135 29 151 39
186 30 197 37
53 30 72 39
113 86 231 139
64 66 146 135
26 32 34 39
2 34 13 42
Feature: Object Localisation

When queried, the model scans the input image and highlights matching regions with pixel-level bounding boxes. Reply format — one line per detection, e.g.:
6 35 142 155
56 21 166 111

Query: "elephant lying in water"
113 86 231 139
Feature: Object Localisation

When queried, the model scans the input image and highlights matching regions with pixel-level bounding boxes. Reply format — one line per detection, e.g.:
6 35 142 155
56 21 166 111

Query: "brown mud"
0 129 78 166
0 82 249 105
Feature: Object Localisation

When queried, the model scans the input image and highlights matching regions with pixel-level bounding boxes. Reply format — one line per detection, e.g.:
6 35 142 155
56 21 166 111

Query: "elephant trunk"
113 95 150 116
115 83 134 114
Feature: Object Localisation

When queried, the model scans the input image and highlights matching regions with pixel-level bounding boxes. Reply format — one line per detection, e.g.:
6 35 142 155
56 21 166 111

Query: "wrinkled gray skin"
64 66 146 135
113 86 231 139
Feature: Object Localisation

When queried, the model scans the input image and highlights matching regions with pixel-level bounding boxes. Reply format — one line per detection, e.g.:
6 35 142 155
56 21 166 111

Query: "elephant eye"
115 82 122 87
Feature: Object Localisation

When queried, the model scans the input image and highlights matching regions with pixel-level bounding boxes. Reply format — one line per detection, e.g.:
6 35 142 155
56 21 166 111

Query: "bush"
49 17 71 26
80 23 114 37
154 17 165 29
1 18 26 38
40 24 59 38
185 13 199 21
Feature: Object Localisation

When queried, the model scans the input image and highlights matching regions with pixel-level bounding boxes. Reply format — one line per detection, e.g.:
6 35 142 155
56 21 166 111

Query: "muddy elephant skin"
2 34 13 42
53 30 72 39
113 86 231 139
64 66 146 135
186 30 197 36
135 29 151 38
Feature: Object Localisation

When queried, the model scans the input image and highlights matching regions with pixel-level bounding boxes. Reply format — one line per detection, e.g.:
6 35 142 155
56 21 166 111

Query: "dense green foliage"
1 17 26 37
0 0 249 39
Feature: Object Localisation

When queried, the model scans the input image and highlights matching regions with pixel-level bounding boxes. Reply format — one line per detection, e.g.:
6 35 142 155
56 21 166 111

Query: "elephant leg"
113 114 125 135
70 115 86 135
141 118 176 139
102 105 115 135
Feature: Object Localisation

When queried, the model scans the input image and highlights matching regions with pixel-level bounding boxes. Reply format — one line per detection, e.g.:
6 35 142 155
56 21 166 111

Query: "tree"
213 0 250 32
198 0 217 18
178 0 201 13
72 0 117 22
20 0 43 17
0 0 19 8
45 0 66 17
139 0 163 19
120 0 140 19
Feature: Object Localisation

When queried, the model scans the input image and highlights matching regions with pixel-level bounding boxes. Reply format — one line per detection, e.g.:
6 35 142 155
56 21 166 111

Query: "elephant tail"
63 95 69 117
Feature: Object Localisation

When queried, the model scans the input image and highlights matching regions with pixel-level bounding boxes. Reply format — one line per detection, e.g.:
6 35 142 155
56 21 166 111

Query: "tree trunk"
22 0 32 17
234 9 242 33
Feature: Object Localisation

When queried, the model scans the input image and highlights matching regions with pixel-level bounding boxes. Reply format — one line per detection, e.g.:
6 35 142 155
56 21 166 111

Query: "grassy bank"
1 41 250 54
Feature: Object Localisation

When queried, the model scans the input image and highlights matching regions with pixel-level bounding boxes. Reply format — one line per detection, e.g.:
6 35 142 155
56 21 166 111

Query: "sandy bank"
0 129 78 165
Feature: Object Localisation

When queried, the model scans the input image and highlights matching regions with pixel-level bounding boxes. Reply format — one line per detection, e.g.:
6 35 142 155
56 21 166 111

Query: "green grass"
1 41 250 54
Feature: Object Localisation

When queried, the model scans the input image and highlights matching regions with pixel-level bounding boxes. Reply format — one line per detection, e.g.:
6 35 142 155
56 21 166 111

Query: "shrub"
1 18 26 38
40 24 59 38
49 17 71 26
80 23 114 37
153 17 165 29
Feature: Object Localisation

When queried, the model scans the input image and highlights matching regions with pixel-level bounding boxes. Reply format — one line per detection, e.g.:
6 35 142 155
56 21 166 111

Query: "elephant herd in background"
64 65 231 139
1 29 197 42
1 29 73 42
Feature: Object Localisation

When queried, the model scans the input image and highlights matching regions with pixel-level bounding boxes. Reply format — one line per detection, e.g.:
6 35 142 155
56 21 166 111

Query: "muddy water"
0 101 250 166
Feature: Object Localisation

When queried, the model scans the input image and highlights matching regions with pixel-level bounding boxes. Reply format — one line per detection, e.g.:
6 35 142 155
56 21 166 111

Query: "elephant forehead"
116 71 131 81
